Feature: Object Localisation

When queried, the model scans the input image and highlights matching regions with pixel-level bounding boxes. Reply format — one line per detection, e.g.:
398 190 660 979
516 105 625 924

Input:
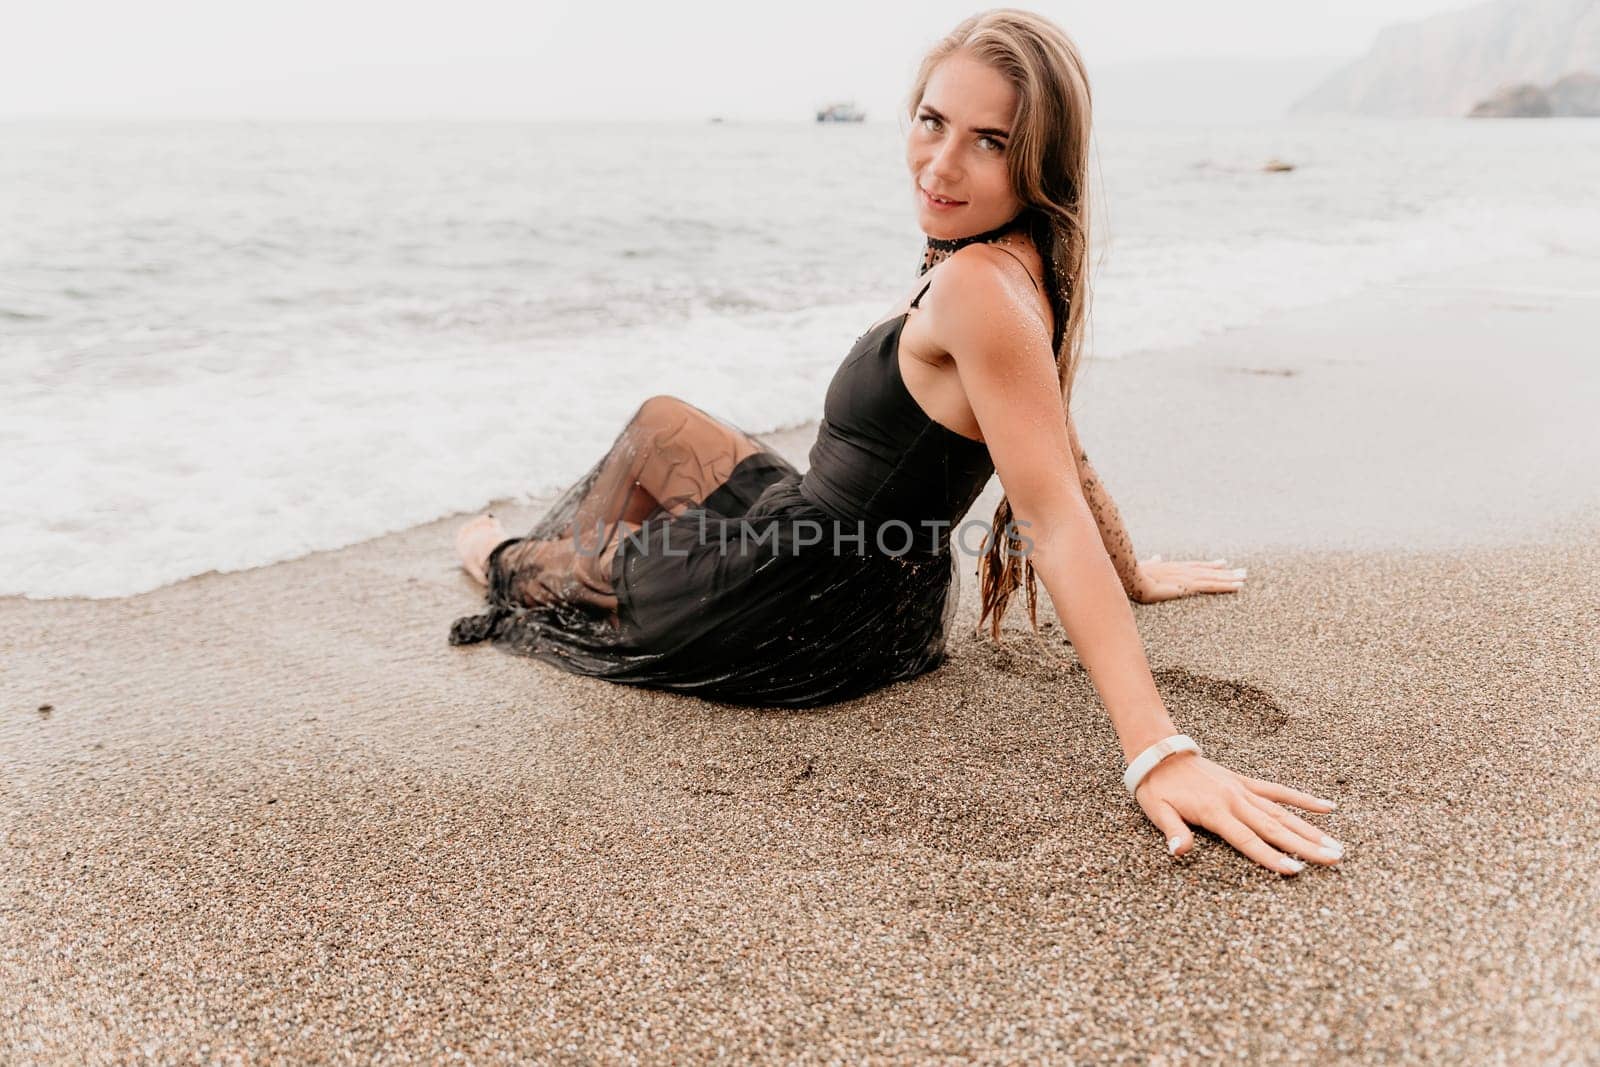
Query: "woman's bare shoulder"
919 245 1053 362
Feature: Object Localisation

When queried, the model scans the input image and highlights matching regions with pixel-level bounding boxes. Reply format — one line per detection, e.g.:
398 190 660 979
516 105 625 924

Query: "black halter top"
797 275 995 540
798 214 1064 545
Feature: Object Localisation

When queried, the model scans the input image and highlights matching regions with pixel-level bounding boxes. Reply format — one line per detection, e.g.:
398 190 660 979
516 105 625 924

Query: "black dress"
449 276 998 708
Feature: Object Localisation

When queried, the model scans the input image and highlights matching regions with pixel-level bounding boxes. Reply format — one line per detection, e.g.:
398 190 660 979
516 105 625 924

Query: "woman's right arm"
1069 415 1246 604
1065 415 1143 598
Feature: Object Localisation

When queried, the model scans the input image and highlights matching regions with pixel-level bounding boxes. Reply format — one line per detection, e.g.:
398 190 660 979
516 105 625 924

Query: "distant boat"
815 101 866 123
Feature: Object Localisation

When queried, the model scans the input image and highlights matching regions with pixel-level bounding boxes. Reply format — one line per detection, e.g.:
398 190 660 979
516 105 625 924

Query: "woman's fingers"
1243 792 1343 855
1142 798 1195 857
1204 809 1305 876
1185 561 1246 581
1140 756 1343 874
1238 794 1343 865
1172 573 1243 595
1145 556 1242 576
1194 577 1245 593
1147 561 1246 596
1239 774 1339 813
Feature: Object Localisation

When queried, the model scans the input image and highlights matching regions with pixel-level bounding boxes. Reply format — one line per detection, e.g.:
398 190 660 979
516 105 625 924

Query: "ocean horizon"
5 117 1599 598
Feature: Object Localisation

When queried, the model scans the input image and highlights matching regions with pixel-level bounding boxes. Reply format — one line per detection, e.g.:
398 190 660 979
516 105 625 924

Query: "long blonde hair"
903 8 1095 643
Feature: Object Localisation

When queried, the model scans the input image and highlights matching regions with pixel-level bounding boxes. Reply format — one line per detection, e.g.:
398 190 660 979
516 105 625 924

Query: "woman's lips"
920 187 965 210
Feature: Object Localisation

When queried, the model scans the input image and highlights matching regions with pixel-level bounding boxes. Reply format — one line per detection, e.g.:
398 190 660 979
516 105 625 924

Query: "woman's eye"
920 114 940 131
980 136 1004 152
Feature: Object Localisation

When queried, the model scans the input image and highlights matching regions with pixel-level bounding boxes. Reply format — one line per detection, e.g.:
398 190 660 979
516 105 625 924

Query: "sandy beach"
4 254 1598 1062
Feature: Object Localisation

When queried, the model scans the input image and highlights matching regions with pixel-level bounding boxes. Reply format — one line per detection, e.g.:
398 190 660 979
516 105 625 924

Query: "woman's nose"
927 138 962 180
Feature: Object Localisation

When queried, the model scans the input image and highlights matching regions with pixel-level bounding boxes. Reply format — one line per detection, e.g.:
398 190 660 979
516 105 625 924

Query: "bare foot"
455 513 507 585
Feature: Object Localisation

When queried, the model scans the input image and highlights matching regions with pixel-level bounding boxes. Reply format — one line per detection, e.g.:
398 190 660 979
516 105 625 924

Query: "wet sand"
4 254 1598 1062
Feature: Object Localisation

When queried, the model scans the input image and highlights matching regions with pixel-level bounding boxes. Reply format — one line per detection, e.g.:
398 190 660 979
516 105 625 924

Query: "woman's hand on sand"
1135 752 1343 876
1131 554 1245 603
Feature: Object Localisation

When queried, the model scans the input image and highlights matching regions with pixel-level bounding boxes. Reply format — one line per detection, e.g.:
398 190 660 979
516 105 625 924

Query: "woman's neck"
918 213 1029 276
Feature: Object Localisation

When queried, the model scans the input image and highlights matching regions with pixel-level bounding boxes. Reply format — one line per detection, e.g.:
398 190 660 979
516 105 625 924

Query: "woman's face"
906 51 1023 240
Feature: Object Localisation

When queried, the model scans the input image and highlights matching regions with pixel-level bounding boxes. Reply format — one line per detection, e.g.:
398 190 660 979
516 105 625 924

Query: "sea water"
4 118 1599 597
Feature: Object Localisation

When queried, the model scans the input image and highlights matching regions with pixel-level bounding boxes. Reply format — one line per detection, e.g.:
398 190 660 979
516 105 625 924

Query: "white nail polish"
1283 858 1305 873
1167 835 1184 855
1318 839 1343 859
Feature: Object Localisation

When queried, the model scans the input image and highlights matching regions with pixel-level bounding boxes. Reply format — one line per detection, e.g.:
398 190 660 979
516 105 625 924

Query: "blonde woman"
451 8 1344 876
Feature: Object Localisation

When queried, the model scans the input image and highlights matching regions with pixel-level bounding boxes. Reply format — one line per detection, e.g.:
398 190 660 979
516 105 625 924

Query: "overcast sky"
3 0 1479 120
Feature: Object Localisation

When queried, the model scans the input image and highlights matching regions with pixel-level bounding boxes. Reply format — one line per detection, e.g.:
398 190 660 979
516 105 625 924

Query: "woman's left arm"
932 251 1341 875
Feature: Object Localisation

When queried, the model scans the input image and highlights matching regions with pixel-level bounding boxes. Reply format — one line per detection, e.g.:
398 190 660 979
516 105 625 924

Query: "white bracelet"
1123 734 1201 797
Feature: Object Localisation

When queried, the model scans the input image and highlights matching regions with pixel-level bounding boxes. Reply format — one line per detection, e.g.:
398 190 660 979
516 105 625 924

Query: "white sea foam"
4 118 1598 597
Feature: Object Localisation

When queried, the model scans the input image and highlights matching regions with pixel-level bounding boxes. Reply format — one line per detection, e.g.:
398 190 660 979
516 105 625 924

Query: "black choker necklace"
919 214 1027 276
923 215 1024 253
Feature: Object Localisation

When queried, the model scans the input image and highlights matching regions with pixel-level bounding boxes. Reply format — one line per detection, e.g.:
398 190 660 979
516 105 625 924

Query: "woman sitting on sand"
450 8 1344 876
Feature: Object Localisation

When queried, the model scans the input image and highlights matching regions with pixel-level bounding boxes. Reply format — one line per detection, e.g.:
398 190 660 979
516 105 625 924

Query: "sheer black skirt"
449 448 964 709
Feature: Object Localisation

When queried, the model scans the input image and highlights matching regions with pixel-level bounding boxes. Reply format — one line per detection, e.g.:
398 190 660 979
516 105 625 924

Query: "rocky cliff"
1291 0 1600 117
1469 70 1600 114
